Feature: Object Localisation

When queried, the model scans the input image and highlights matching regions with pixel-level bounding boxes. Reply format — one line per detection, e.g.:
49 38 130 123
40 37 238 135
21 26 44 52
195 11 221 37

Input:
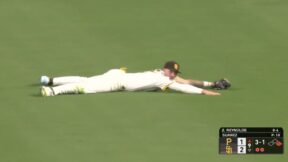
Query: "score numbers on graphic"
219 127 284 155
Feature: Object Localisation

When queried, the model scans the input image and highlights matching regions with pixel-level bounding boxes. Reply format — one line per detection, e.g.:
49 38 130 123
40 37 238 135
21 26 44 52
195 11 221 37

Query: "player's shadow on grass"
28 83 42 97
31 93 42 97
28 83 40 87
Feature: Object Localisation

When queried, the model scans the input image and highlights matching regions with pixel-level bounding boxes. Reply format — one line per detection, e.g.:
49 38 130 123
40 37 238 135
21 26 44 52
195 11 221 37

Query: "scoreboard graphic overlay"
219 127 284 155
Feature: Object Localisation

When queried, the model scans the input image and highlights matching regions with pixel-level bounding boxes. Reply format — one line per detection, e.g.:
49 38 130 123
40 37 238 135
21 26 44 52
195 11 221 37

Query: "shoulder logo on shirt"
120 67 128 72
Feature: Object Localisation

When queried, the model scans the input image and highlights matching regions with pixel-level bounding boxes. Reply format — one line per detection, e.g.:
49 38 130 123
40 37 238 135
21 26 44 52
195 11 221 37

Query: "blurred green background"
0 0 287 161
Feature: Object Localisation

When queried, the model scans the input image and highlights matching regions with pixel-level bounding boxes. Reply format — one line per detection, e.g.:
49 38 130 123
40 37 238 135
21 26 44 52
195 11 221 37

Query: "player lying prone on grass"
40 61 231 96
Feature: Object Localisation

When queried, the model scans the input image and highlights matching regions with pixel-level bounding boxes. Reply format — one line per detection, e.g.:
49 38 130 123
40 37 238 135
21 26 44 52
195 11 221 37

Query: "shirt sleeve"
168 82 203 94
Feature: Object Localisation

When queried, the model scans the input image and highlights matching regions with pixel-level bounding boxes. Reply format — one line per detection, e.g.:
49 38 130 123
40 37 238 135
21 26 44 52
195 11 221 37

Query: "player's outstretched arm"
168 82 220 96
175 76 231 90
175 76 214 87
201 89 221 96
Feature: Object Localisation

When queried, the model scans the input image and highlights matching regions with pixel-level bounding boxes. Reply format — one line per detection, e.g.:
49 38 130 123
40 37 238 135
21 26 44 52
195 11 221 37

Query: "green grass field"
0 0 287 161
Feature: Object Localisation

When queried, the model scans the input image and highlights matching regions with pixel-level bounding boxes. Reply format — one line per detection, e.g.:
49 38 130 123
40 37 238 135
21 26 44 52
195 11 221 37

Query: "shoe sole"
41 86 51 96
40 76 49 85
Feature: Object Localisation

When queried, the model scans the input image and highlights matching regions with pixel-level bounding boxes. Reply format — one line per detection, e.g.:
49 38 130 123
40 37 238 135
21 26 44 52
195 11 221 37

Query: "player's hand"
202 90 221 96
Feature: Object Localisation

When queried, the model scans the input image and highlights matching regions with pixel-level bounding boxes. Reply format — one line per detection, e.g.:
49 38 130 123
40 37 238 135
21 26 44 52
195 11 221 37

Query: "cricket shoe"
40 76 50 85
213 78 231 90
41 86 55 96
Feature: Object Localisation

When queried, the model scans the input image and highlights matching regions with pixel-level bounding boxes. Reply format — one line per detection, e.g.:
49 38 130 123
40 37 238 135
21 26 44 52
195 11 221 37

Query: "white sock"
203 81 213 87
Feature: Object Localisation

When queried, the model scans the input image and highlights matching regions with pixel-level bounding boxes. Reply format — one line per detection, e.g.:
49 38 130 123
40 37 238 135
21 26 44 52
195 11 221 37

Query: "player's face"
163 68 177 79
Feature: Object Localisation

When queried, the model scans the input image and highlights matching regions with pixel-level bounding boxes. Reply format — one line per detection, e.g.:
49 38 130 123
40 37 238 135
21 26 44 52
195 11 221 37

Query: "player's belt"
162 82 174 91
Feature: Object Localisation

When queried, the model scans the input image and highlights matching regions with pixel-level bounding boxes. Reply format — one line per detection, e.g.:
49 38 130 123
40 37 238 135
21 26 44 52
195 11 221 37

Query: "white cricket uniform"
51 69 203 95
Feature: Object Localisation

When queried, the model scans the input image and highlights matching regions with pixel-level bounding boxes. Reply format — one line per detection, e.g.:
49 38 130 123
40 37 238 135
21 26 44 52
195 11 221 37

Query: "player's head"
163 61 181 79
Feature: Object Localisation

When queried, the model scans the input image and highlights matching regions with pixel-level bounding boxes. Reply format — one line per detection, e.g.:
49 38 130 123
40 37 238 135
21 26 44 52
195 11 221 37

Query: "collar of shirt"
152 69 175 81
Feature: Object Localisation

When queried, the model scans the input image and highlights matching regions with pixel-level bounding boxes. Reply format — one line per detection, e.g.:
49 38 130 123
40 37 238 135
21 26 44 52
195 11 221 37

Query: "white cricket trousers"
51 69 126 95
